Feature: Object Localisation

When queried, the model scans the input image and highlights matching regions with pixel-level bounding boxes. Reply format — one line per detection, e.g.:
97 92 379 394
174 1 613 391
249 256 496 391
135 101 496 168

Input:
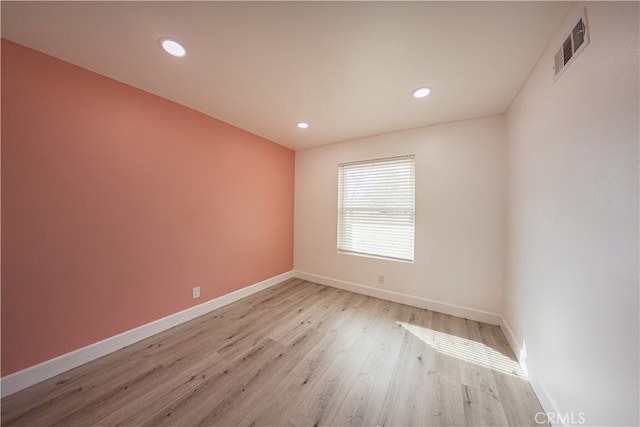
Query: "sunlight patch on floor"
397 321 527 378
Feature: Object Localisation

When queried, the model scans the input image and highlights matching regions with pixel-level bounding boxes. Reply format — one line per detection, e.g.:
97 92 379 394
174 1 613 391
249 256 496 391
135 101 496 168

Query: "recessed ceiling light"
160 38 186 57
297 122 309 129
412 87 431 98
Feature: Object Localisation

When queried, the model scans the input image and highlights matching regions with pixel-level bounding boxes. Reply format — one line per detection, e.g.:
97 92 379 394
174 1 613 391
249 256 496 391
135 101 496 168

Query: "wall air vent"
554 9 590 81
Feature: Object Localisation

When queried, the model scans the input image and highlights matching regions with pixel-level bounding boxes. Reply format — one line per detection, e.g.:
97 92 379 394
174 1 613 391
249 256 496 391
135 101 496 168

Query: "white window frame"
337 155 415 262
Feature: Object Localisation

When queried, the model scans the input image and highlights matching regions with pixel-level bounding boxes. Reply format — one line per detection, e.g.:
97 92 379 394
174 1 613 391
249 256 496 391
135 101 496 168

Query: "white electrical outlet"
378 275 385 285
192 286 200 299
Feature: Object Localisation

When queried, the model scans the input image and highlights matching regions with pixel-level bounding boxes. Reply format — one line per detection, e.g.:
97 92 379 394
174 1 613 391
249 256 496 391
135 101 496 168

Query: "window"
337 155 415 262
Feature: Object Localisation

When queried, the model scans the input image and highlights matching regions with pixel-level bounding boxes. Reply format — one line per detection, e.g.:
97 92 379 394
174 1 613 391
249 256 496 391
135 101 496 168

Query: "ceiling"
1 1 571 150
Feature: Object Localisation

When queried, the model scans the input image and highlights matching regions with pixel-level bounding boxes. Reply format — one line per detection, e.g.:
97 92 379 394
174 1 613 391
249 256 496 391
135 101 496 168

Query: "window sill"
337 250 414 264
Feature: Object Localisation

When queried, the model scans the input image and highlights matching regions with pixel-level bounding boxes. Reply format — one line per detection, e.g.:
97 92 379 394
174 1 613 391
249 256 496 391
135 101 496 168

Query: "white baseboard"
0 270 294 398
294 270 501 325
500 315 559 421
499 315 524 373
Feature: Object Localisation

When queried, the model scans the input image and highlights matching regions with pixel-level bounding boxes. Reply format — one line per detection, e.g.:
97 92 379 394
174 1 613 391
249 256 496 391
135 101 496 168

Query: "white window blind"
337 155 415 262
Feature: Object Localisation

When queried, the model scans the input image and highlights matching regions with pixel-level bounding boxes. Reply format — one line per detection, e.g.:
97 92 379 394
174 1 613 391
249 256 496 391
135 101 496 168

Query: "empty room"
1 2 638 426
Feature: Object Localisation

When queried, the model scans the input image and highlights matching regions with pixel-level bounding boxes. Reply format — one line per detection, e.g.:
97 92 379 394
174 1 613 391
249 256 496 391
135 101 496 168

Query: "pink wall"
1 40 294 376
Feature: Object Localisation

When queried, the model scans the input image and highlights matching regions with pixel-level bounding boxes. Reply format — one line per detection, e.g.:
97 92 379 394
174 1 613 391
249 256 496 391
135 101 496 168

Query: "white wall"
504 3 639 426
295 115 507 323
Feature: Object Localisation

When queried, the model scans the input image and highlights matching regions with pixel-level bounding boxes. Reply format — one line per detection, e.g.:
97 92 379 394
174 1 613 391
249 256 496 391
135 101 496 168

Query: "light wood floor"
1 279 544 426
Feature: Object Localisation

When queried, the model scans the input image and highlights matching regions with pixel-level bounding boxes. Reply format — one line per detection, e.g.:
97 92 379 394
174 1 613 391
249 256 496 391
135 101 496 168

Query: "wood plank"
236 300 365 425
376 306 442 427
462 383 509 426
282 297 387 426
330 300 411 426
143 338 285 426
96 352 229 426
